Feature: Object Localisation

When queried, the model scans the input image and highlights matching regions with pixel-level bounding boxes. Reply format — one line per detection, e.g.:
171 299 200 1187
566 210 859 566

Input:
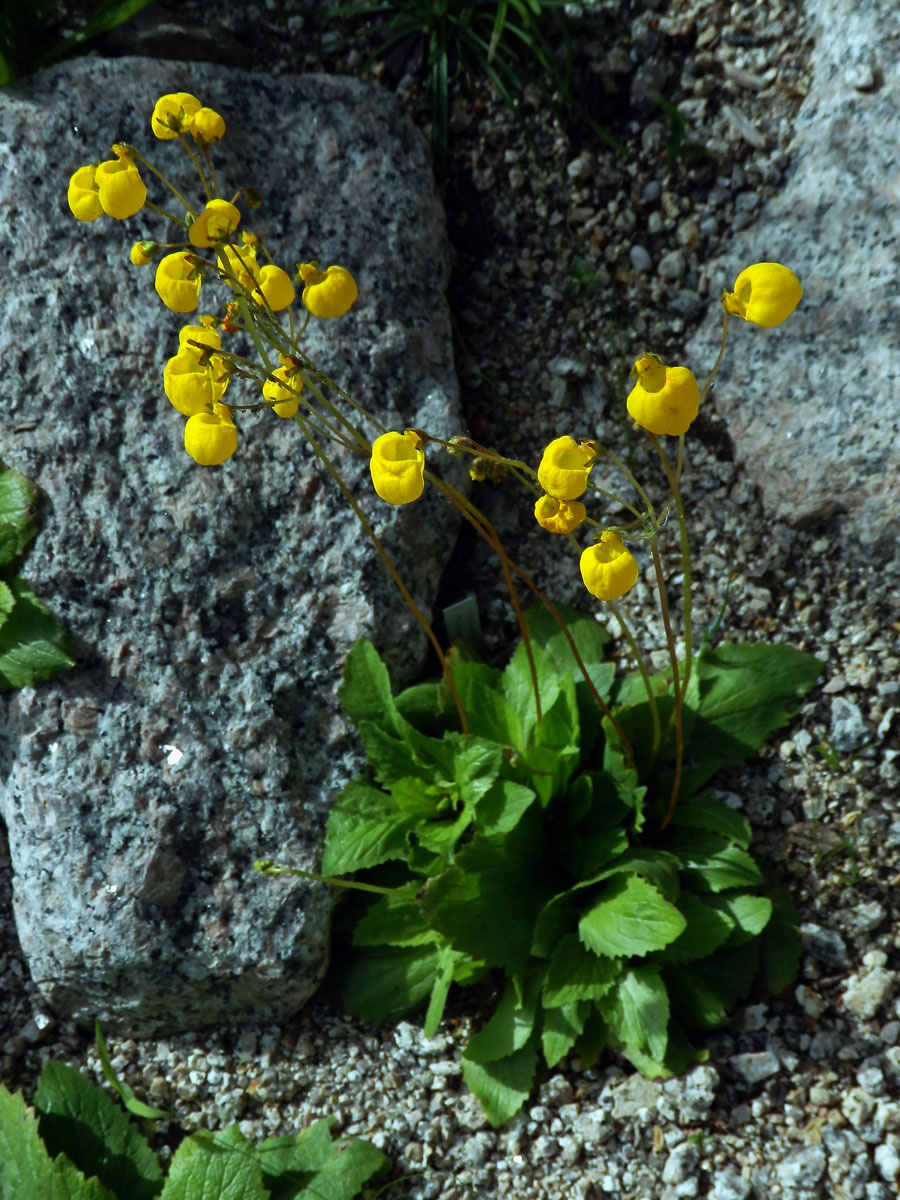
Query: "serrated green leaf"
352 721 422 787
711 892 772 946
556 825 629 880
474 779 537 836
0 578 74 691
419 809 551 974
340 639 404 736
0 1084 118 1200
322 780 416 874
351 890 436 948
596 848 681 901
501 640 559 749
579 875 686 958
0 467 36 565
159 1126 267 1200
34 1062 163 1200
0 580 14 632
523 602 614 747
598 966 670 1064
465 974 541 1063
461 1039 537 1127
452 670 521 746
543 934 620 1007
258 1118 390 1200
619 1021 707 1080
338 943 442 1025
670 831 764 892
656 891 734 964
670 796 752 847
541 1000 587 1068
680 642 822 792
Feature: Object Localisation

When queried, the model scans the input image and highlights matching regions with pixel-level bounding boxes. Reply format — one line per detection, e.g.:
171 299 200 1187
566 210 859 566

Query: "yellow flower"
188 199 240 248
534 495 587 535
178 321 222 359
184 402 237 466
67 165 101 222
95 154 146 219
152 92 201 139
130 240 158 266
580 532 639 601
298 263 358 318
254 265 296 311
537 436 596 501
723 262 802 327
155 252 202 313
262 365 303 418
164 351 228 416
190 107 226 143
221 243 261 291
626 353 700 437
370 430 425 504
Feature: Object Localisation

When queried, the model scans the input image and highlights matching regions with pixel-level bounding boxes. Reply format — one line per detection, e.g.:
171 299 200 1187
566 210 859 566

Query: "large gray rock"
0 59 462 1033
687 0 900 556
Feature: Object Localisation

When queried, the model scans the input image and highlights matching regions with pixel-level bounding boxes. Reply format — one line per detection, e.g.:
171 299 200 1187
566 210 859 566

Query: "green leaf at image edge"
0 466 36 564
0 577 74 692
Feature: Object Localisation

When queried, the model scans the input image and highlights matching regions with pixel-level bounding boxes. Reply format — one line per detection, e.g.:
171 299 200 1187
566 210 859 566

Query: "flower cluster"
67 93 359 467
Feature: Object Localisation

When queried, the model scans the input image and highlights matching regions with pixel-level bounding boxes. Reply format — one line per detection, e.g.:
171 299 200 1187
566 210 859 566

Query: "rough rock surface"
0 57 461 1033
687 0 900 556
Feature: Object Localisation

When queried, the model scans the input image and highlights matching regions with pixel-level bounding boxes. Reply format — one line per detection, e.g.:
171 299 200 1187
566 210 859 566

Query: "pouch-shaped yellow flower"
178 321 221 359
255 265 296 312
152 92 201 139
184 402 237 466
190 107 226 143
370 430 425 504
130 240 157 266
723 262 802 327
221 243 261 292
95 156 146 220
580 531 639 601
626 353 700 437
155 253 202 313
262 365 303 418
534 495 586 535
299 264 358 319
537 436 596 501
67 165 101 222
189 199 240 248
164 351 228 415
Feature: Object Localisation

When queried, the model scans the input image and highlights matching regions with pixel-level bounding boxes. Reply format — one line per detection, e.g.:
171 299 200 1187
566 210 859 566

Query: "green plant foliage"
0 0 155 86
320 0 624 171
325 603 821 1124
0 1052 391 1200
0 465 74 690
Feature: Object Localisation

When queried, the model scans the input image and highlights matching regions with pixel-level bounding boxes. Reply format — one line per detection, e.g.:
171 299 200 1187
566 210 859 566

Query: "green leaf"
339 639 404 737
0 466 36 565
419 810 551 974
338 943 442 1025
669 831 764 892
0 1084 118 1200
670 796 752 848
351 890 437 948
461 1039 538 1127
501 640 559 749
159 1126 267 1200
666 943 760 1032
450 735 504 805
579 875 687 958
0 580 14 632
619 1020 707 1080
543 934 620 1007
759 884 800 994
474 779 537 836
0 578 75 691
541 1001 587 1068
571 1006 609 1068
656 891 734 964
598 966 670 1064
423 946 458 1038
524 602 614 747
711 892 773 947
351 722 422 788
94 1022 168 1120
464 975 541 1064
597 848 682 901
34 1062 163 1200
258 1118 390 1200
555 825 629 881
681 642 823 792
394 680 443 736
322 780 416 874
452 668 520 746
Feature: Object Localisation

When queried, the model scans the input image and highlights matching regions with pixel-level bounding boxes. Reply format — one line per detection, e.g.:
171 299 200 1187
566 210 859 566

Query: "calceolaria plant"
0 1024 392 1200
68 95 816 1127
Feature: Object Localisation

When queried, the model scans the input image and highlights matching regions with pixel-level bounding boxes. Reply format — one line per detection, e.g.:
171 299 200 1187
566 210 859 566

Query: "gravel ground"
3 1 900 1197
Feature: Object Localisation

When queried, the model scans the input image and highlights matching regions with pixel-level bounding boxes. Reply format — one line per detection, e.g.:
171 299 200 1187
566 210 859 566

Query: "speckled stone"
0 58 461 1033
687 0 900 557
